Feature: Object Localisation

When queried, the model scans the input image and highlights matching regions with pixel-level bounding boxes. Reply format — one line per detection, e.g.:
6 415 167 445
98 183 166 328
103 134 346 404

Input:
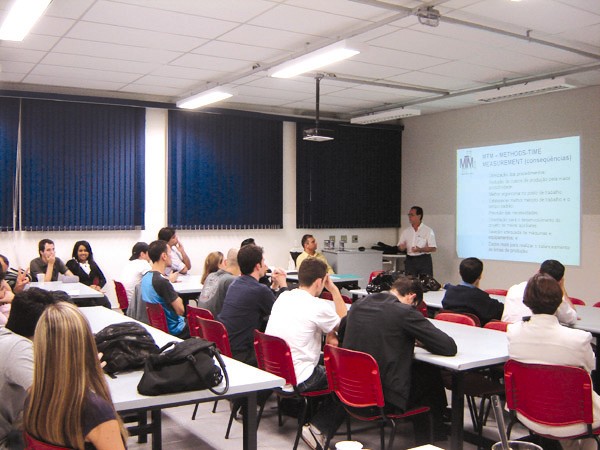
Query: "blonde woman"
24 302 127 449
201 251 225 284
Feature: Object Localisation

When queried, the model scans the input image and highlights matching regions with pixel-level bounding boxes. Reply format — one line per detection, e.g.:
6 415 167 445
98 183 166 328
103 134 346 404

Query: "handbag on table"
137 338 229 396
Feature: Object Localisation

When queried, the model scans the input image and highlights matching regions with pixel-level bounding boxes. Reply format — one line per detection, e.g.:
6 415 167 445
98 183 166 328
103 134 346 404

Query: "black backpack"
95 322 160 375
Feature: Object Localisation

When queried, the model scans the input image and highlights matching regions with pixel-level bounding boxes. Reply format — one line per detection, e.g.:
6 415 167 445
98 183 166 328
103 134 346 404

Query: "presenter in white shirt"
397 206 437 276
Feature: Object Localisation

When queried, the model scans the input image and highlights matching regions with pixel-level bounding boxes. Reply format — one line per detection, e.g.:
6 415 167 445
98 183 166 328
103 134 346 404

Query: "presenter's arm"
413 245 436 253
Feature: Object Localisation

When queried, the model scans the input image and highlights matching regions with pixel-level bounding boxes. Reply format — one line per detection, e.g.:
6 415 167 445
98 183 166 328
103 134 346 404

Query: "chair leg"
380 422 386 450
387 419 397 450
212 400 219 413
346 415 352 440
276 396 284 427
191 402 200 420
225 408 236 439
466 395 480 432
293 399 309 450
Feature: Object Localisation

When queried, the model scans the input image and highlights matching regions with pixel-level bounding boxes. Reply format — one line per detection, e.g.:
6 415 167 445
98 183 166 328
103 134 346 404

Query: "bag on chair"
137 338 229 396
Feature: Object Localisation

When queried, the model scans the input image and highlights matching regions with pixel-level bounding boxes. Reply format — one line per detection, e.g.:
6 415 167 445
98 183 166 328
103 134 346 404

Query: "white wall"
401 85 600 301
2 110 399 306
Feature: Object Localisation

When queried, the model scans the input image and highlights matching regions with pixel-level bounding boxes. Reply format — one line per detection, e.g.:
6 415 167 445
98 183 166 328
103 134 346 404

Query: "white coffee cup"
36 273 45 282
335 441 363 450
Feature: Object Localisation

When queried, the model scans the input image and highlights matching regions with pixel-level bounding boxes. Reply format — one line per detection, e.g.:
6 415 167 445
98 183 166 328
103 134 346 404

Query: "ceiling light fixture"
269 39 363 79
0 0 52 41
351 108 421 125
475 77 576 103
176 88 233 109
416 6 440 27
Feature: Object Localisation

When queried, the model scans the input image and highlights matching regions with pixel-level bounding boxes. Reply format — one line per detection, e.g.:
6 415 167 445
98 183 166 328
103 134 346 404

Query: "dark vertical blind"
20 99 145 230
168 111 283 229
0 98 20 231
296 123 402 228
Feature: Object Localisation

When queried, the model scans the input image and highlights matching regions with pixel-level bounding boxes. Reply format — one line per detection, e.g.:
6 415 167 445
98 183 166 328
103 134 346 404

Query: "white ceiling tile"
192 41 288 63
567 70 600 86
52 38 182 63
248 4 366 37
388 71 484 91
82 1 238 38
0 61 35 73
236 84 310 101
170 54 251 73
129 75 197 89
353 46 449 70
284 0 393 21
66 22 208 52
326 59 406 79
41 53 160 74
0 73 26 82
464 47 571 75
45 0 95 20
0 34 60 51
218 24 318 51
559 23 600 49
504 40 599 66
23 74 125 91
333 86 420 102
30 16 76 37
225 94 291 107
30 64 141 83
557 0 600 15
237 76 316 93
0 48 46 63
423 60 520 84
150 65 226 81
415 20 521 49
121 83 183 97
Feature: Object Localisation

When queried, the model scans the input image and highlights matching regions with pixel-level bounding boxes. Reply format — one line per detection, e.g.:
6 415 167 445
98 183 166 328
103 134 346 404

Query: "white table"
416 319 509 450
81 307 283 450
349 288 505 309
171 274 202 295
573 305 600 388
28 281 104 298
322 249 383 287
382 253 406 272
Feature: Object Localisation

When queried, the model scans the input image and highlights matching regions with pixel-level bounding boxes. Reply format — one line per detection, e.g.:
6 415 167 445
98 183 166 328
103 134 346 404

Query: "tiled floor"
125 393 527 450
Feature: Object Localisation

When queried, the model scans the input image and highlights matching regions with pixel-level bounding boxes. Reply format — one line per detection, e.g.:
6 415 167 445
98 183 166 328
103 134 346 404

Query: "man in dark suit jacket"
442 257 504 325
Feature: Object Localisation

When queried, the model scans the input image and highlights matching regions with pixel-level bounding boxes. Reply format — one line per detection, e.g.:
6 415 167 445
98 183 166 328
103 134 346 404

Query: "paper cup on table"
492 441 542 450
36 273 45 282
336 441 363 450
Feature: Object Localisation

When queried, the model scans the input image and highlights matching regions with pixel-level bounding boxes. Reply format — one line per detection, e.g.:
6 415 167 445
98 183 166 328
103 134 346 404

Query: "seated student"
303 277 457 449
0 288 60 449
198 251 226 300
0 268 15 326
507 273 600 450
266 258 346 393
141 240 189 339
24 302 127 450
295 234 334 274
199 249 240 316
157 227 191 277
120 242 151 305
65 240 112 309
502 259 577 325
441 257 504 325
29 239 74 282
0 254 30 294
218 244 287 366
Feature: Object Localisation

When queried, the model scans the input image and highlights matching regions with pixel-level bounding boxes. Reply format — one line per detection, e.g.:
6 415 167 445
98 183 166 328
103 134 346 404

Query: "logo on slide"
459 152 475 174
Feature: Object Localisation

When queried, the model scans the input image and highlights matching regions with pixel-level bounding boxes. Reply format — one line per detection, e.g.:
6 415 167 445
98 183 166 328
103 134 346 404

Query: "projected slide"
457 136 580 265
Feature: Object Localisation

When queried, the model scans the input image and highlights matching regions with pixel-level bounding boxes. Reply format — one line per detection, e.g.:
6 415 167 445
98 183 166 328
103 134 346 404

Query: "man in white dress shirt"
397 206 436 276
502 259 577 325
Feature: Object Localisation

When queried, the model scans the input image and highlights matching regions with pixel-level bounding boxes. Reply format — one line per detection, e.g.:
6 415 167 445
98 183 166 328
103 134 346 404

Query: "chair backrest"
24 433 73 450
485 288 508 296
417 300 428 318
113 280 129 312
145 303 169 333
504 359 594 427
569 297 586 306
253 330 298 386
320 291 352 304
593 302 600 308
197 317 232 357
483 320 510 332
324 344 385 409
435 311 478 327
369 270 385 283
187 306 214 338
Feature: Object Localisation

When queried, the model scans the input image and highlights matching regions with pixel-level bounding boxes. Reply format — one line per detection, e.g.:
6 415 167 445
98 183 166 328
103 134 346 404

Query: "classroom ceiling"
1 0 599 121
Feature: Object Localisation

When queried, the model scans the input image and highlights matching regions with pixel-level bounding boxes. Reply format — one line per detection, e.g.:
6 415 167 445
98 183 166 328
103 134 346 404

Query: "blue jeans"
297 365 328 393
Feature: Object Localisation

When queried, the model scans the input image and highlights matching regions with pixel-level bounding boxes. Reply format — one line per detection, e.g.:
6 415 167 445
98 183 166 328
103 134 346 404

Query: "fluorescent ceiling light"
351 108 421 124
0 0 52 41
269 40 363 79
176 88 233 109
475 77 576 103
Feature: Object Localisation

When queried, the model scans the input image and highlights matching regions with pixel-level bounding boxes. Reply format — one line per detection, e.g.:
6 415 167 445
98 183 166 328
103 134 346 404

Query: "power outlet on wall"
352 235 358 243
340 235 347 243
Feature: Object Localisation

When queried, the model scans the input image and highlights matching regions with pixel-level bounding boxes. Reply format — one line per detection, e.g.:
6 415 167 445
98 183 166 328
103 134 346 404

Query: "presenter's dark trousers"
405 254 433 277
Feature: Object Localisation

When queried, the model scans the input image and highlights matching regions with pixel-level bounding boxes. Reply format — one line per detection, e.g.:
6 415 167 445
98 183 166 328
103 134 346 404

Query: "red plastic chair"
369 270 385 283
253 330 330 450
24 433 72 449
504 359 600 444
435 311 480 327
323 344 432 450
483 321 510 332
145 302 169 334
417 300 428 318
187 305 214 338
484 289 508 296
113 280 129 313
594 302 600 308
191 317 234 436
570 297 586 306
320 291 352 304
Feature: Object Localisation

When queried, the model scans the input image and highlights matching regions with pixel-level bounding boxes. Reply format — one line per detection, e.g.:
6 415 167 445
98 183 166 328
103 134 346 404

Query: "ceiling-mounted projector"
303 127 334 142
416 6 440 27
